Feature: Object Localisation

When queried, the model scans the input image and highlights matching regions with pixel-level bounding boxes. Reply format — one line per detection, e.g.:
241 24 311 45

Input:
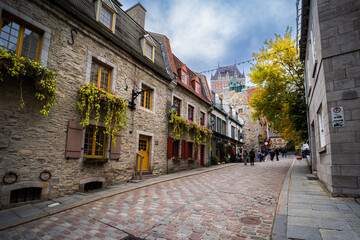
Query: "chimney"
126 3 146 29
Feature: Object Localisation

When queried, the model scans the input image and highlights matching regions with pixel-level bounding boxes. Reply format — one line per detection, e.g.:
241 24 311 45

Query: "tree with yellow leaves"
249 28 308 144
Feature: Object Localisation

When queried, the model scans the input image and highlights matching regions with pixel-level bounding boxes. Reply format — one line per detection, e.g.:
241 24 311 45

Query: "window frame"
173 96 182 116
317 106 326 148
187 104 195 122
0 11 43 61
200 111 205 126
217 117 222 133
144 39 155 61
90 59 112 91
222 120 226 135
187 142 194 158
181 70 188 85
195 81 201 94
83 126 107 158
99 2 115 31
210 114 216 131
172 140 180 157
141 84 153 110
231 126 235 139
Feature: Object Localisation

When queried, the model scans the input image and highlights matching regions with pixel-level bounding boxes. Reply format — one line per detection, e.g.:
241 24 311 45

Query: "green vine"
0 49 57 116
169 110 212 146
78 83 127 145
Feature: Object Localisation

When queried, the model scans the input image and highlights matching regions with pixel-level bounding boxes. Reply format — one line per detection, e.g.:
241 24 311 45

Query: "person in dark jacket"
243 150 249 165
275 148 280 161
249 149 255 166
270 149 275 161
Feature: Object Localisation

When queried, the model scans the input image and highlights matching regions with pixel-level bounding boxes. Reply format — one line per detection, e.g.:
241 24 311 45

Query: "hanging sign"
331 107 345 127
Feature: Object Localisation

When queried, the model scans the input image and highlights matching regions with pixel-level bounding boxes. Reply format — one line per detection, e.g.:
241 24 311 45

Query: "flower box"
83 157 109 164
187 158 196 161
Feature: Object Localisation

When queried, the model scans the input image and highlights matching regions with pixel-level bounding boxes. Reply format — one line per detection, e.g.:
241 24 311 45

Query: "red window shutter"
167 137 173 158
110 133 121 160
184 141 188 158
65 120 83 159
181 140 186 158
195 143 198 159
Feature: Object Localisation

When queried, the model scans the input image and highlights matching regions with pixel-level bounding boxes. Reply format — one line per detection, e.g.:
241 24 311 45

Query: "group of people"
240 147 288 166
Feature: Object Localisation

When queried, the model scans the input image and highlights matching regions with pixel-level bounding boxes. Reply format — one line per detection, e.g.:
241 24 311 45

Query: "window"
84 126 107 157
195 82 201 94
99 2 114 30
173 97 182 116
317 107 325 148
231 126 235 139
10 188 41 204
172 140 180 157
200 112 205 126
182 71 188 85
90 61 111 90
0 12 42 61
188 105 194 122
222 120 226 135
84 182 102 192
217 117 222 133
188 142 193 158
210 114 216 131
239 108 243 114
219 98 223 108
141 85 153 110
145 40 154 61
236 112 239 120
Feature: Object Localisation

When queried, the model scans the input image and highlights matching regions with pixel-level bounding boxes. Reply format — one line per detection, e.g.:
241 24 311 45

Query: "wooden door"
138 136 150 171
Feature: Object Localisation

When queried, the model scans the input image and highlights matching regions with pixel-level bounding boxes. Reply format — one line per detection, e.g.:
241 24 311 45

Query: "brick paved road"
0 158 292 240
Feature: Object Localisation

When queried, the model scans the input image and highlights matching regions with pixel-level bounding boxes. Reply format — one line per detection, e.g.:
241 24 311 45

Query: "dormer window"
145 40 154 61
182 71 188 85
195 82 201 94
140 35 156 63
100 3 114 30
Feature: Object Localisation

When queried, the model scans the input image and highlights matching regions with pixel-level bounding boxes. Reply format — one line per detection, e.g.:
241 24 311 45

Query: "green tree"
249 28 308 143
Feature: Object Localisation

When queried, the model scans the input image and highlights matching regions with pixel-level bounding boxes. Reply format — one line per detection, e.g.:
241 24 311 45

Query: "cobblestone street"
0 158 292 240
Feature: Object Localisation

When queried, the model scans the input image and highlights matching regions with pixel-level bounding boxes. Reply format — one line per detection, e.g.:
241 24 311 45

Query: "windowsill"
318 146 326 153
83 157 109 164
139 106 155 114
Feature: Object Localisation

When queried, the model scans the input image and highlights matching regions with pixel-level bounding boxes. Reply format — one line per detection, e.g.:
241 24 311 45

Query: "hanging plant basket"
78 83 127 145
169 110 213 148
0 49 57 116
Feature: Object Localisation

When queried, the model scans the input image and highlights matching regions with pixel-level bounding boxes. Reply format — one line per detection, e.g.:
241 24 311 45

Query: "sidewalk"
272 157 360 240
0 163 236 231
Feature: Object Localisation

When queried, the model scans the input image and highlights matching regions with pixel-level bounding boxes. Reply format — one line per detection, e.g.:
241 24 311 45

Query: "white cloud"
121 0 296 73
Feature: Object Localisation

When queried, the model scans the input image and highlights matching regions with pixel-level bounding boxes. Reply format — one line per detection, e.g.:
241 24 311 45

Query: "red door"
200 145 205 166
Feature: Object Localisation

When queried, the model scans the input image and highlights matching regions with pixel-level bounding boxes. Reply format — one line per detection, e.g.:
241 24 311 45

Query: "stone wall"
0 0 171 208
168 86 211 172
305 0 360 196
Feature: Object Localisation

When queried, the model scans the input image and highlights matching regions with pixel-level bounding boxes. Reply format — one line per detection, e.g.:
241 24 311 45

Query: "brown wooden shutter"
167 137 173 158
65 120 83 159
181 140 186 158
110 133 121 160
184 141 188 158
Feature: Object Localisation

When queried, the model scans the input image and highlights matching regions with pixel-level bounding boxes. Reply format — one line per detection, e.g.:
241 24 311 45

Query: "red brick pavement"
0 158 292 240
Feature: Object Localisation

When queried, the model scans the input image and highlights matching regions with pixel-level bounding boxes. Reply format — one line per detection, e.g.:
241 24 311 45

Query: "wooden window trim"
144 40 155 61
91 60 111 91
99 2 115 31
0 11 43 61
173 97 182 116
141 85 153 110
83 126 107 158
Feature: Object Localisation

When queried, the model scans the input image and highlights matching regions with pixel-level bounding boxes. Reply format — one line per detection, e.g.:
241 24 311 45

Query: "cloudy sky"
120 0 296 85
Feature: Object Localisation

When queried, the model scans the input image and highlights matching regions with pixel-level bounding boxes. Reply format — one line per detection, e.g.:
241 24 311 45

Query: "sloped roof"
53 0 170 81
210 65 245 80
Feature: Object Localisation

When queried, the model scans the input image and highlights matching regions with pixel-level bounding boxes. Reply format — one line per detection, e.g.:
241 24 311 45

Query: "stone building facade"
300 0 360 196
149 32 213 172
0 0 173 209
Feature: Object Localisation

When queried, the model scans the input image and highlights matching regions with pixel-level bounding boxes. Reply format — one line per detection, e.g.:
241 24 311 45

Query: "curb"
0 163 236 231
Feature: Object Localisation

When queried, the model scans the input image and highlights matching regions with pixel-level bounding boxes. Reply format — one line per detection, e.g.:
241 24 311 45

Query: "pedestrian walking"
284 149 287 157
249 149 255 166
243 150 249 165
281 148 284 158
257 151 262 162
270 149 275 161
275 148 280 161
